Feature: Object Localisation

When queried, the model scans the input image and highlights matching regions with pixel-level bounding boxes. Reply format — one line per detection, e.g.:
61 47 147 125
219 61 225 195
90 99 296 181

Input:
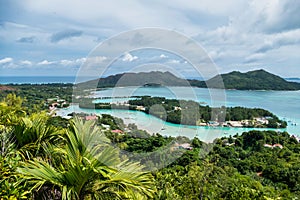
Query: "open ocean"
1 76 299 84
0 76 76 84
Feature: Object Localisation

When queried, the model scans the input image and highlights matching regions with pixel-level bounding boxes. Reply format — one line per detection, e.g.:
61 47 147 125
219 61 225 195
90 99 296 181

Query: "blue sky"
0 0 300 78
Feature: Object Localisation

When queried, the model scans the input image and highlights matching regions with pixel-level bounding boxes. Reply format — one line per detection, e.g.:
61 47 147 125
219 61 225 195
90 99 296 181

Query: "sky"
0 0 300 78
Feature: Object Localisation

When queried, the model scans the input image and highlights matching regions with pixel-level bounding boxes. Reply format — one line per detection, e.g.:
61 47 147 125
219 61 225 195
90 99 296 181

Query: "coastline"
78 95 287 129
55 104 290 143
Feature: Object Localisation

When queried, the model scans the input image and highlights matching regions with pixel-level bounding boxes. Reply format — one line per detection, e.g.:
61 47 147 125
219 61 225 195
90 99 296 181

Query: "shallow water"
57 87 300 142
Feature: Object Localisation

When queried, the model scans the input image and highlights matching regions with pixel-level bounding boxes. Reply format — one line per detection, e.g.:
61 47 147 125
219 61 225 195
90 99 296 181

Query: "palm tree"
18 117 155 199
12 113 61 160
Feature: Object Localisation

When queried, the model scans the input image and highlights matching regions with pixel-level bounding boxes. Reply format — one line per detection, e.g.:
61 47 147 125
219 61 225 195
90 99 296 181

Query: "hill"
77 69 300 91
204 69 300 90
77 71 190 88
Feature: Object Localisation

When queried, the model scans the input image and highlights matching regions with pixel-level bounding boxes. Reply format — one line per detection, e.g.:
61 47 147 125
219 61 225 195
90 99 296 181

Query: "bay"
57 86 300 142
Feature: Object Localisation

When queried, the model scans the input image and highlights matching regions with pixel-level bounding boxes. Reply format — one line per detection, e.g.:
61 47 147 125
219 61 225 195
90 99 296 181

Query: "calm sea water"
57 86 300 142
0 76 76 84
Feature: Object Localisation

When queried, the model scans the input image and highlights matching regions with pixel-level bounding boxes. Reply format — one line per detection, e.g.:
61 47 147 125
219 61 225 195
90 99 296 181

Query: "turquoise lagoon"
58 87 300 142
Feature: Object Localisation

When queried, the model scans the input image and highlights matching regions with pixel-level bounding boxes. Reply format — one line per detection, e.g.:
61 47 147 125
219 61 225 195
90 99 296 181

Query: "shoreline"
79 95 287 129
79 105 287 130
54 105 291 143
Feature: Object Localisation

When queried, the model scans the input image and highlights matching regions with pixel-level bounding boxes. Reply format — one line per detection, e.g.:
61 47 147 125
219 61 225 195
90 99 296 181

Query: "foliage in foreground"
0 94 299 199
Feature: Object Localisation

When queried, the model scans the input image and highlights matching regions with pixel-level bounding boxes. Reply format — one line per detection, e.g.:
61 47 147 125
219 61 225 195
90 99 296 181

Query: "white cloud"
244 53 265 63
86 56 106 64
37 60 55 65
159 54 168 58
60 59 73 66
255 29 300 53
0 57 13 64
167 59 180 64
122 52 138 62
60 57 88 66
20 60 32 65
2 0 300 77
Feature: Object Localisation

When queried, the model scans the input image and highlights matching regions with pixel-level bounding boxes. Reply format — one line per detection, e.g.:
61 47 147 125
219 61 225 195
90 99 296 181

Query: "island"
201 69 300 90
78 96 287 128
76 69 300 91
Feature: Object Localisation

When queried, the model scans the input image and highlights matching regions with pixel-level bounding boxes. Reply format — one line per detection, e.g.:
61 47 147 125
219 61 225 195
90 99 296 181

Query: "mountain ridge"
77 69 300 91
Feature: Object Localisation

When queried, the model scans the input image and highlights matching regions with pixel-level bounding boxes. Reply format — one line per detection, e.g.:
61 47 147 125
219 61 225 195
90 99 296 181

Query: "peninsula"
79 96 287 129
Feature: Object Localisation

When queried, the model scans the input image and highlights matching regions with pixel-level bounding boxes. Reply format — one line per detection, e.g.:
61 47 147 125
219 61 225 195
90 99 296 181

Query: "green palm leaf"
18 117 155 199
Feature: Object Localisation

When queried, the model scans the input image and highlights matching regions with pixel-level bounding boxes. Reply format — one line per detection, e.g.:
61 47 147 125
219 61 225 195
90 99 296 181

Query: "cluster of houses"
65 112 126 134
222 137 285 149
171 142 193 151
203 117 271 128
47 96 69 110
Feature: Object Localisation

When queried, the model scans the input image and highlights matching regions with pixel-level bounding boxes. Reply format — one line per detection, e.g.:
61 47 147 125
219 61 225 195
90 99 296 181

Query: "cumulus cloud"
38 60 55 65
60 57 87 66
122 52 138 62
255 29 300 53
2 0 300 77
16 36 35 43
167 59 180 64
0 57 13 64
20 60 32 65
244 53 265 63
255 0 300 33
159 54 168 58
50 29 83 43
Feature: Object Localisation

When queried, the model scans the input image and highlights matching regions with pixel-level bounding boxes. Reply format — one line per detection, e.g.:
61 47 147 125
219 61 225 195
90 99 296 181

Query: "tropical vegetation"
0 93 299 199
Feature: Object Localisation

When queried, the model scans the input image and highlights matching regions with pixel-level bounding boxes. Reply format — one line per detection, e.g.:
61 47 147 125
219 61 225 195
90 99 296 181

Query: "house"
136 106 146 111
198 122 207 126
273 144 283 149
227 121 243 127
263 143 283 149
263 144 273 148
256 172 263 177
224 142 235 146
174 106 182 111
101 124 110 130
172 143 193 150
111 129 124 134
85 115 98 121
254 117 269 125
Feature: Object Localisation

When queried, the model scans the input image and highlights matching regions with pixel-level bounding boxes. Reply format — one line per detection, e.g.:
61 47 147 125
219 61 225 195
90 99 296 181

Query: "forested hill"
77 69 300 91
77 71 189 88
204 69 300 90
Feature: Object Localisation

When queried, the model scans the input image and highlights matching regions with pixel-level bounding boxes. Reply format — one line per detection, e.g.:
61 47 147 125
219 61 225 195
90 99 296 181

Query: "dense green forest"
76 69 300 91
79 96 287 128
0 83 73 112
204 69 300 90
0 94 299 199
76 71 189 89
